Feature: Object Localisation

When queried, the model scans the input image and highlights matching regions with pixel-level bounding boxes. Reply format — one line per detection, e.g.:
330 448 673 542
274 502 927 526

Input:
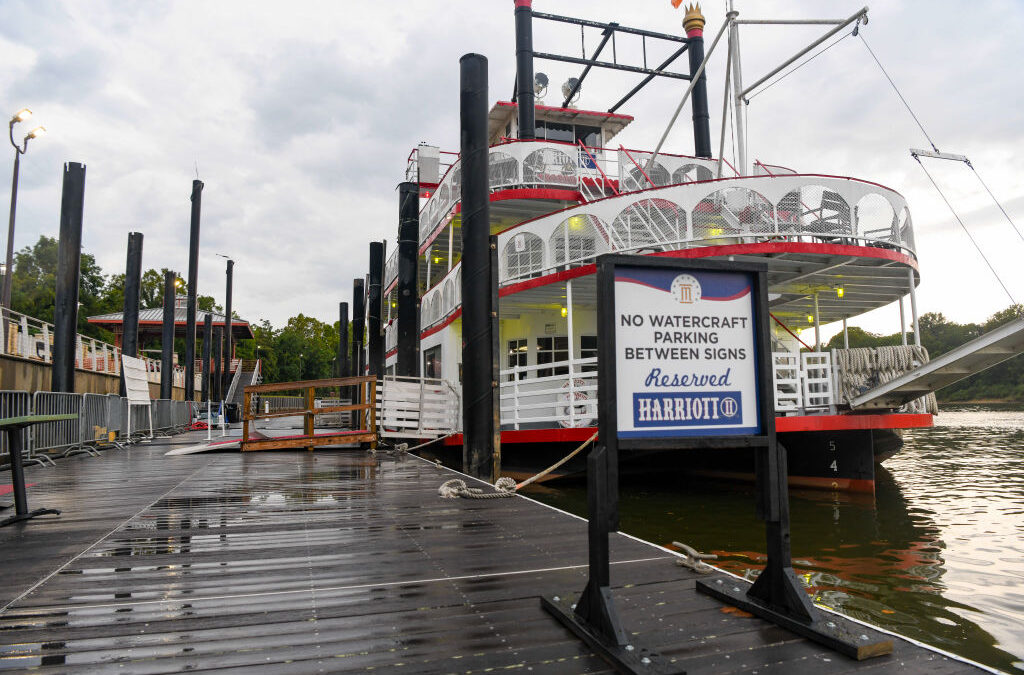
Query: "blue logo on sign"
633 391 742 428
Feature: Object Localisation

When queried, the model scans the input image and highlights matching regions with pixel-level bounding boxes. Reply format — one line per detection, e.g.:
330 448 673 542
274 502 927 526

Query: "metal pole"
338 302 349 378
842 318 849 349
908 268 920 346
812 292 821 351
729 3 748 175
461 53 497 481
397 182 420 377
685 8 712 158
514 0 536 139
898 296 907 346
160 270 175 399
184 180 203 402
368 241 384 377
566 279 576 427
646 14 732 174
202 312 212 401
120 232 144 396
1 152 19 318
213 325 223 403
223 258 234 391
717 29 734 178
352 278 364 377
51 162 86 393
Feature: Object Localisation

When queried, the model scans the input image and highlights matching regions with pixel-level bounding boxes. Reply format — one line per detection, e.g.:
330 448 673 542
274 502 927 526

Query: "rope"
858 31 939 153
438 477 517 499
913 155 1017 305
515 431 598 491
968 164 1024 246
437 432 598 500
747 29 854 102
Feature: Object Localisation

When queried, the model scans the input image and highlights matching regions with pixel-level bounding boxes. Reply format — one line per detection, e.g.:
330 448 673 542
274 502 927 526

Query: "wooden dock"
0 431 987 673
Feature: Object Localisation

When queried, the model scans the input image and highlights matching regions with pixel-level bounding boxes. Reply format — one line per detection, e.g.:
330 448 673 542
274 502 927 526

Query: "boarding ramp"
849 317 1024 410
376 376 460 439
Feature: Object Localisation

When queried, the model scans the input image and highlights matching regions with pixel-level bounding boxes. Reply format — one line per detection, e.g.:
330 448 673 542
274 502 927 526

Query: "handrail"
619 145 656 188
241 375 377 451
224 358 243 403
578 141 619 196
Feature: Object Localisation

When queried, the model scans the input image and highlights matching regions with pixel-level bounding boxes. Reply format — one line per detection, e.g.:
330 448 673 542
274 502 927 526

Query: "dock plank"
0 431 987 674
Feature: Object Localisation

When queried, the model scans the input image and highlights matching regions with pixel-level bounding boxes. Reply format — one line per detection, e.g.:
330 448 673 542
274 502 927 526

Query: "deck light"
836 287 845 298
560 307 568 318
10 108 31 124
807 314 814 324
433 256 441 264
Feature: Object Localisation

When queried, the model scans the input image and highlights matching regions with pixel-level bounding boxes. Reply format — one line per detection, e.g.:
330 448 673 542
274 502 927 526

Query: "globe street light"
2 109 45 314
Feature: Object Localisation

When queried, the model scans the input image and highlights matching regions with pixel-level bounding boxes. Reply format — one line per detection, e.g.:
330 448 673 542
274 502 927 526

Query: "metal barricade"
30 391 83 459
76 393 108 456
129 403 151 440
105 393 127 447
0 390 40 467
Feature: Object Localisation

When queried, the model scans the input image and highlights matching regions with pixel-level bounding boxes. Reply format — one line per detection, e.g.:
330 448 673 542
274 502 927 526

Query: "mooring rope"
438 431 599 499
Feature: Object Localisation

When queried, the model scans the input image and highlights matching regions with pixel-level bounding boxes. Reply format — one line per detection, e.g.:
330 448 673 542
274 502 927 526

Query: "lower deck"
0 431 984 673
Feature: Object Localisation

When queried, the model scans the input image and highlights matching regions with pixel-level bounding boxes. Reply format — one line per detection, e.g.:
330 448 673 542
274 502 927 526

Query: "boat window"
507 339 528 381
545 121 574 143
537 336 569 378
580 335 597 373
575 125 601 148
424 345 442 379
504 231 545 279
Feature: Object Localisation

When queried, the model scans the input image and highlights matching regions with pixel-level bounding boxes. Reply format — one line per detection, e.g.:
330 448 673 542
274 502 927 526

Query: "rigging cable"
747 29 855 102
913 154 1016 305
858 32 940 153
967 163 1024 246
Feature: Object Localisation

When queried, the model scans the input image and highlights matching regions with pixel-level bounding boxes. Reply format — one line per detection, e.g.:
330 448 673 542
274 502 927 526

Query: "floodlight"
534 72 549 97
10 108 31 124
561 77 581 104
26 126 45 140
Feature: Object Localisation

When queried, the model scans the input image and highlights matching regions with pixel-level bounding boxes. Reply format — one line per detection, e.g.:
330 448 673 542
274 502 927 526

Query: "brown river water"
522 405 1024 673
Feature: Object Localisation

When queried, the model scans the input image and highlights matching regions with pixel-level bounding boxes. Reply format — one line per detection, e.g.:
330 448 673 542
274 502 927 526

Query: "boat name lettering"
633 391 742 426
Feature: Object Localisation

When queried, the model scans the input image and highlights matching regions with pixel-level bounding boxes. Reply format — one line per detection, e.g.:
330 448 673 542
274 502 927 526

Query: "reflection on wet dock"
0 431 988 673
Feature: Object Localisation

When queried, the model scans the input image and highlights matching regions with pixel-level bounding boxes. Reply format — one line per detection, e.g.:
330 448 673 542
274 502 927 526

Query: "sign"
609 260 763 440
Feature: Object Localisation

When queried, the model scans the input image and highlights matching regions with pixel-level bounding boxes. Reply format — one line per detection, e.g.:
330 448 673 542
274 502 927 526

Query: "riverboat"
378 2 937 493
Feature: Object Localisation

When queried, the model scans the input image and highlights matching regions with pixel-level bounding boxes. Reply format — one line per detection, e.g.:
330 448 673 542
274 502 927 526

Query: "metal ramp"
850 317 1024 410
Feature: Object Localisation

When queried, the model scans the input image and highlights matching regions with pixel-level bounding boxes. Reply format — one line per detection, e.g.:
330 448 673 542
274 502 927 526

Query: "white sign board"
614 265 761 439
121 355 152 403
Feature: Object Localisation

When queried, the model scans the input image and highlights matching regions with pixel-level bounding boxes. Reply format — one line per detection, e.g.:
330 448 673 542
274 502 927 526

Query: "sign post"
542 254 891 670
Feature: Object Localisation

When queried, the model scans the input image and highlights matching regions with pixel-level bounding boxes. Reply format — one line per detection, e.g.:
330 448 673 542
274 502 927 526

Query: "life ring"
559 378 595 428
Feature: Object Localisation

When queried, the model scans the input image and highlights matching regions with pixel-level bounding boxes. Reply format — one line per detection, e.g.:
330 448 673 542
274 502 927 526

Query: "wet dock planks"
0 432 984 673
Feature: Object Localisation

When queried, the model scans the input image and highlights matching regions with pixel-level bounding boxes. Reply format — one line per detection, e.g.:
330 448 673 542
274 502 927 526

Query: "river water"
522 405 1024 673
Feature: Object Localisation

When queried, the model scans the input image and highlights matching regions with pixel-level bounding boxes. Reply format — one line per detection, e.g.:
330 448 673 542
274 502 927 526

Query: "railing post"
370 379 377 450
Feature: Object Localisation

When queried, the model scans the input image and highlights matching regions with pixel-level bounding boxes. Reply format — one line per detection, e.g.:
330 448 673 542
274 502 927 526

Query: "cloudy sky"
1 0 1022 339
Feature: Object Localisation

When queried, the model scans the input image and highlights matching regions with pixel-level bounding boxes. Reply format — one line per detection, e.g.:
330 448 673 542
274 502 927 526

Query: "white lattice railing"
496 173 914 285
376 375 461 439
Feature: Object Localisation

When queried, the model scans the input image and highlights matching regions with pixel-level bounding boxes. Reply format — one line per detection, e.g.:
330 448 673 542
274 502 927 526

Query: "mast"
728 0 747 175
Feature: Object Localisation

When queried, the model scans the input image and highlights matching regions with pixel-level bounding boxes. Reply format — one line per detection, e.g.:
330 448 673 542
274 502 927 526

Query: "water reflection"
524 405 1024 673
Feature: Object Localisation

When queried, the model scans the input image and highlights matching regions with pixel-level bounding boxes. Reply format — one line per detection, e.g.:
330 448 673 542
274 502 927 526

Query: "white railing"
496 173 915 284
376 375 461 438
224 359 243 403
1 307 122 375
498 352 836 429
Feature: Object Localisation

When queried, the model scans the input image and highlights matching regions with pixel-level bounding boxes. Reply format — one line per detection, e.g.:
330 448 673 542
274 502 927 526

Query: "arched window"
671 163 713 184
443 280 454 313
549 214 610 268
489 151 519 189
897 207 914 251
693 187 774 239
622 161 670 192
503 231 545 279
523 148 576 188
855 193 897 242
609 199 686 251
777 185 851 235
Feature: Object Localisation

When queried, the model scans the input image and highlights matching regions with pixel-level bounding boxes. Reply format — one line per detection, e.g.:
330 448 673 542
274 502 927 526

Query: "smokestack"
514 0 536 139
684 5 712 158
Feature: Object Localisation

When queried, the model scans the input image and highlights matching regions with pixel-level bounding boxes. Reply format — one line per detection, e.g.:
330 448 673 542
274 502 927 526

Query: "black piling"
352 278 365 378
514 0 535 139
51 162 86 394
397 182 420 377
368 242 384 378
202 313 212 402
184 180 203 402
223 258 234 390
120 232 143 396
213 326 223 403
685 11 712 158
460 53 499 481
338 302 349 378
160 271 175 400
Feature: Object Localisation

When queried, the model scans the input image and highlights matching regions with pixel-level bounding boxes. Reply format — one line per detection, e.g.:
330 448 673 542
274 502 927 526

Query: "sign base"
541 594 684 675
696 576 894 661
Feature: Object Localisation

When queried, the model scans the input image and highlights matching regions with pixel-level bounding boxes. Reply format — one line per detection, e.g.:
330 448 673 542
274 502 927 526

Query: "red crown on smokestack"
682 3 705 37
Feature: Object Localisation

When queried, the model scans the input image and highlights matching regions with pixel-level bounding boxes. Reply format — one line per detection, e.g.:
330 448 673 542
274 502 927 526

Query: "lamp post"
2 109 45 344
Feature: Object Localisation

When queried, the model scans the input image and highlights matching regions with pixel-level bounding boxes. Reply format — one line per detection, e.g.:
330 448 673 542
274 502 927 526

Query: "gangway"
377 375 460 440
850 317 1024 410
